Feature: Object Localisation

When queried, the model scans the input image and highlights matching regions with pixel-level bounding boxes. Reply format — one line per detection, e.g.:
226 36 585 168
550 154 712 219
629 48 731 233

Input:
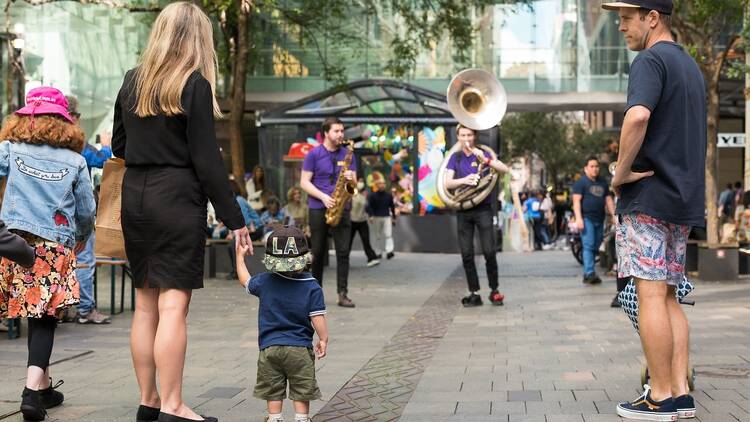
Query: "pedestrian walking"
572 156 615 285
367 177 396 260
349 180 379 267
112 3 251 421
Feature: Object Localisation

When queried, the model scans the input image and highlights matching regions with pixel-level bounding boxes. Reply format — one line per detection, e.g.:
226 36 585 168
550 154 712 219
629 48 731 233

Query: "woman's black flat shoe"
136 405 161 422
157 412 217 422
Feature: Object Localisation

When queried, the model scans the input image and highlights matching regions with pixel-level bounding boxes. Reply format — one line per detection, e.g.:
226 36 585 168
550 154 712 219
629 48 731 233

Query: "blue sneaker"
674 394 696 419
616 385 678 421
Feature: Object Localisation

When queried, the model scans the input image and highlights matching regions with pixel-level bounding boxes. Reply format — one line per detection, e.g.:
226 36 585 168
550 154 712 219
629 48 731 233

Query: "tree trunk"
229 1 250 189
705 69 720 245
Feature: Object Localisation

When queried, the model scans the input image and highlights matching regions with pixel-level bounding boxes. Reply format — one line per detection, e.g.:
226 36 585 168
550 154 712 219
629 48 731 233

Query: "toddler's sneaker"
674 394 696 419
616 385 677 421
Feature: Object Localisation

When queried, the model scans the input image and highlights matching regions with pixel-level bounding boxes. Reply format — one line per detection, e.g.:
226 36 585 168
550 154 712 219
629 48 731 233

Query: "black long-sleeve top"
366 190 395 218
112 69 244 230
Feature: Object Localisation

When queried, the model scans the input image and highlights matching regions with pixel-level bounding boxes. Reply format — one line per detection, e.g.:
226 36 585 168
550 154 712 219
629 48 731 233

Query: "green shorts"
253 345 321 401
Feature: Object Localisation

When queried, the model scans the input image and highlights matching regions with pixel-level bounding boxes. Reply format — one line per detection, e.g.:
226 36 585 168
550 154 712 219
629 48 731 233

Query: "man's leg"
581 218 596 278
666 287 689 397
636 278 673 401
383 217 394 255
457 212 480 293
477 209 498 291
331 213 352 296
308 209 328 286
359 222 378 261
371 218 384 257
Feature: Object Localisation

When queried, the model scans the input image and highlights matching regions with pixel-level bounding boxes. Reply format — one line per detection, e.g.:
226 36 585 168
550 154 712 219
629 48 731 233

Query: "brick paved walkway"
0 250 748 422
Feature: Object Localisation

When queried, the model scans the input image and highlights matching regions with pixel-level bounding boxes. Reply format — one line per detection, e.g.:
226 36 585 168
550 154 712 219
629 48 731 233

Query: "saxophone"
325 140 356 227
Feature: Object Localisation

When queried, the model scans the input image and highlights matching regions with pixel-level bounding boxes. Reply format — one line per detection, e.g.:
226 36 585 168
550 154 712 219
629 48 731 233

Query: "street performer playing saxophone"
301 117 357 308
444 124 509 307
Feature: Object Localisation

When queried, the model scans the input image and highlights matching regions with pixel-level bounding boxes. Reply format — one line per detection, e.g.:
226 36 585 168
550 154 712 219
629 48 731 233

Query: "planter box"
698 244 738 281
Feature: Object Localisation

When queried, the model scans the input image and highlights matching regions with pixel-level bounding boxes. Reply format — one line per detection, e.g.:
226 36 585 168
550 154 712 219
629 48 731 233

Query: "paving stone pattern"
314 268 465 421
0 251 748 422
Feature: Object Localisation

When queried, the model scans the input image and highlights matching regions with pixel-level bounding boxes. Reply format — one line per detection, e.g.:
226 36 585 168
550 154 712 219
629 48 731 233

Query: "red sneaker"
489 290 504 306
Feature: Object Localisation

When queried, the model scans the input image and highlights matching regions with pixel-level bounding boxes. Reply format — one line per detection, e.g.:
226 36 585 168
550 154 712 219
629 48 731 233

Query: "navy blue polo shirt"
246 271 326 350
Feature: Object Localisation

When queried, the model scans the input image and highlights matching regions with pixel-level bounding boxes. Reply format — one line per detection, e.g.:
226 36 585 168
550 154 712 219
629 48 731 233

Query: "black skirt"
122 166 208 289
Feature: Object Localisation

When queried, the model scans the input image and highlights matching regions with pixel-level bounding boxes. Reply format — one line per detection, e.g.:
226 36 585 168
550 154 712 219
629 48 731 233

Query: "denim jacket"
0 141 96 247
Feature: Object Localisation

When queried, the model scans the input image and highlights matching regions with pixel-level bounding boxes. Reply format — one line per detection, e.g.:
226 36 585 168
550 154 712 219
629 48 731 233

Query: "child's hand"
236 243 251 256
314 340 327 359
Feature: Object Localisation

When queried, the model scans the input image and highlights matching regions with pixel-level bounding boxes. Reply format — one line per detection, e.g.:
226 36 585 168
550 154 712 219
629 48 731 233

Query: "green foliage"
501 113 613 188
381 0 531 77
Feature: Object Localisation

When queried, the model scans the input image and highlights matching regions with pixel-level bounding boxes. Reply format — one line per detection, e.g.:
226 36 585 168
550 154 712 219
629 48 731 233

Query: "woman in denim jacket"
0 86 96 421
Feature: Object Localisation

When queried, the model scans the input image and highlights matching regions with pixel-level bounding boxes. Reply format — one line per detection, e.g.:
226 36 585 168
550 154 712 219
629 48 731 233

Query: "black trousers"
349 220 378 261
309 209 351 294
27 316 57 370
532 217 545 250
457 204 499 293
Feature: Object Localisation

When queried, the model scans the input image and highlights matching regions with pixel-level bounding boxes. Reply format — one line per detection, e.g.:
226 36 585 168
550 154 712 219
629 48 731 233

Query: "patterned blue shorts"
615 213 691 286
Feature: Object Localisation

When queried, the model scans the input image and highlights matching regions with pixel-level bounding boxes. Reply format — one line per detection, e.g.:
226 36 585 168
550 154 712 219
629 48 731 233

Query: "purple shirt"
302 144 357 209
446 149 493 207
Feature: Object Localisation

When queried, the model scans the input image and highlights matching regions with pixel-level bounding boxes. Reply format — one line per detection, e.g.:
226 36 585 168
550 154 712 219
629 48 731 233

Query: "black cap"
602 0 673 15
265 226 309 258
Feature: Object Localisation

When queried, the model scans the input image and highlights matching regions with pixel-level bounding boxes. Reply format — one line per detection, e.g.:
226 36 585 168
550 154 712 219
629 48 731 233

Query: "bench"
92 257 133 315
204 238 266 278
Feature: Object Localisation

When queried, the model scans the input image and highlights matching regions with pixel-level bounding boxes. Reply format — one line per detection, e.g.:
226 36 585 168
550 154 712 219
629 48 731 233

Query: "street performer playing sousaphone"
300 117 357 308
444 124 509 307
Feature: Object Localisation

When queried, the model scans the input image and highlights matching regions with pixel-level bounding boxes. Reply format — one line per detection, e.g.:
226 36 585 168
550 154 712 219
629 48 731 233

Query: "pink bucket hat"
15 87 74 123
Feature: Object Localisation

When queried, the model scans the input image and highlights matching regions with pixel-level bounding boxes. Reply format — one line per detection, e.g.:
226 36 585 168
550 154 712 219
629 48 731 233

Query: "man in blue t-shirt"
444 124 509 307
235 226 328 422
603 0 706 420
572 156 615 285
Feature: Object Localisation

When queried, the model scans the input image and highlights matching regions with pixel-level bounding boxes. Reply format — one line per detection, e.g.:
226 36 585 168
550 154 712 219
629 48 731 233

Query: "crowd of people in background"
206 165 399 271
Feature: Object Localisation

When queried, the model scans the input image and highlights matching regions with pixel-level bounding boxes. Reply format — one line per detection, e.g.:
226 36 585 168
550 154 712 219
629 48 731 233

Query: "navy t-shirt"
618 41 707 226
572 176 611 223
246 271 326 350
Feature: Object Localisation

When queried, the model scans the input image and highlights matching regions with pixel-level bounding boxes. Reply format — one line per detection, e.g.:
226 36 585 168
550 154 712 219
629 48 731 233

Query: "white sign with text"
718 133 746 148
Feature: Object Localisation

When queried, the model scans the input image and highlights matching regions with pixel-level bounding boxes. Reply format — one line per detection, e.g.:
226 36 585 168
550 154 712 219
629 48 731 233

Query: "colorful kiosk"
257 79 501 253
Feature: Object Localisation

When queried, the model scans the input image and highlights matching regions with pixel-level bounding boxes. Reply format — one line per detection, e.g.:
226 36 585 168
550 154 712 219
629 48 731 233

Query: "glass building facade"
248 0 633 95
2 0 631 134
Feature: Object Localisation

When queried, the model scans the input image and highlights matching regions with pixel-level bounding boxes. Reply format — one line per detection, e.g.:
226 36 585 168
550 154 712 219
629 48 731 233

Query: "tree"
501 112 612 190
6 0 529 184
672 0 749 245
200 0 530 184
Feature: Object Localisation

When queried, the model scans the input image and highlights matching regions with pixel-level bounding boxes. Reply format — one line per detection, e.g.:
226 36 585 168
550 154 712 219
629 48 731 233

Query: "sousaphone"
437 69 508 210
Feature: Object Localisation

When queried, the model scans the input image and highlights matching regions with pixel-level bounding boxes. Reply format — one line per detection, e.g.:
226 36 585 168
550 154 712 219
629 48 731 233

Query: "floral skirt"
0 234 79 319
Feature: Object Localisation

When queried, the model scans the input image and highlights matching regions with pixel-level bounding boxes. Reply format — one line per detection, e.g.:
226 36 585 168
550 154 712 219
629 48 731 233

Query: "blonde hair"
134 2 221 117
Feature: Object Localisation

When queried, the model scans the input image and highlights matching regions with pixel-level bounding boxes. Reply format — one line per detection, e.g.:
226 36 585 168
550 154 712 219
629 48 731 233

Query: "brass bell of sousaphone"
437 69 508 210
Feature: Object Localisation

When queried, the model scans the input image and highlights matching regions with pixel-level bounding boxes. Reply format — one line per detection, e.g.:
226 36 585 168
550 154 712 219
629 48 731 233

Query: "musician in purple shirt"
444 124 509 308
300 117 357 308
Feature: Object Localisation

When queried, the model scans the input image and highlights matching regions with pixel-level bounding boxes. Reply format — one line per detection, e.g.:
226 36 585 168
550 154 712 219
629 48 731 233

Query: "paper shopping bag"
94 158 127 259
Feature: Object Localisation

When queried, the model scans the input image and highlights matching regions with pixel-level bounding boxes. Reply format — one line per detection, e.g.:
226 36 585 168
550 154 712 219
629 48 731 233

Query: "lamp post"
1 25 25 117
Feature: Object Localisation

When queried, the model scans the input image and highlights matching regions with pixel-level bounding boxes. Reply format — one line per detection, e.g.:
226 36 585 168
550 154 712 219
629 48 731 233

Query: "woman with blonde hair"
112 3 251 422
